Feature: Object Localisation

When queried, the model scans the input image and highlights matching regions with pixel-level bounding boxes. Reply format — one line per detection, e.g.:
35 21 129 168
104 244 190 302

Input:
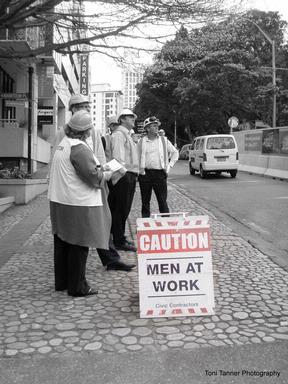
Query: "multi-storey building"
121 70 143 110
91 84 123 135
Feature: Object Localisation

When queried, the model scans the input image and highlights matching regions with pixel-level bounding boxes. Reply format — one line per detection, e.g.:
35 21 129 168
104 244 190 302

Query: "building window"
0 65 16 120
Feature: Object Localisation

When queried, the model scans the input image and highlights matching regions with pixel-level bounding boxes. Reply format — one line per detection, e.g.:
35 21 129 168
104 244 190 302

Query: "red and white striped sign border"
144 307 214 317
137 215 209 230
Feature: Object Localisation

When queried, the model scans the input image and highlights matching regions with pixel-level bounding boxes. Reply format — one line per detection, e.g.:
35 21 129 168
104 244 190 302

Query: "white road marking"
247 222 270 234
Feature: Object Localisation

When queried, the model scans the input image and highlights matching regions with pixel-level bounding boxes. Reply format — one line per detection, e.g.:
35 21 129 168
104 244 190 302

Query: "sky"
90 0 288 89
246 0 288 19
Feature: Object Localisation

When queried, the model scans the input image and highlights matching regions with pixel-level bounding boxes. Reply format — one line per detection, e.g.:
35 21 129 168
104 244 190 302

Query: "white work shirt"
138 135 179 175
143 137 162 169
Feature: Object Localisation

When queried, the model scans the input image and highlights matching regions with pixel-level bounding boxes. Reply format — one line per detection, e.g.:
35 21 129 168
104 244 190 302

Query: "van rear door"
205 136 237 165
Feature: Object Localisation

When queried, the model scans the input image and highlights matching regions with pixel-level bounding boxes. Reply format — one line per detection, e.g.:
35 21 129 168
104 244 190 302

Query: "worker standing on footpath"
102 116 119 161
137 116 179 218
48 111 111 297
108 109 139 252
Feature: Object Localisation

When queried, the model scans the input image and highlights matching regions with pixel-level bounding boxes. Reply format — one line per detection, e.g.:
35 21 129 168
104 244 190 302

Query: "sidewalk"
1 185 288 383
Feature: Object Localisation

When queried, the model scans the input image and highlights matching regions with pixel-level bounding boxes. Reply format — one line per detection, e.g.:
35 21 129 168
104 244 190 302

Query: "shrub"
0 164 31 179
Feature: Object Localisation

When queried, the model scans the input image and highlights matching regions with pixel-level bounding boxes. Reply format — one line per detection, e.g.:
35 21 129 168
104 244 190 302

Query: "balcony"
0 119 19 129
0 26 41 50
0 26 61 73
0 40 32 58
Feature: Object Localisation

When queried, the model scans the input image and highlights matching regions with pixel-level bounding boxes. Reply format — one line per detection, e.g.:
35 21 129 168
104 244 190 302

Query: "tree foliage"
0 0 233 59
134 10 288 145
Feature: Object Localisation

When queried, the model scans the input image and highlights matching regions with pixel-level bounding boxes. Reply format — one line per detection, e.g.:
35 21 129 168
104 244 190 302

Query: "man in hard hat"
68 94 91 113
108 108 139 252
50 94 106 166
102 115 119 160
138 116 179 218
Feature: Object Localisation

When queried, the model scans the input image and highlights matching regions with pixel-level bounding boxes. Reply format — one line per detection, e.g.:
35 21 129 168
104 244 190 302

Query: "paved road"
170 161 288 270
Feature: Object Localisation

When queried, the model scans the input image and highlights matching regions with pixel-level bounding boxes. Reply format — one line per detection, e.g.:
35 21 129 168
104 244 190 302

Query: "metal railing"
0 119 19 129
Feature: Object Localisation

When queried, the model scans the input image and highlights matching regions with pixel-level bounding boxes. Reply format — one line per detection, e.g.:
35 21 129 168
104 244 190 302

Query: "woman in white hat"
48 110 112 297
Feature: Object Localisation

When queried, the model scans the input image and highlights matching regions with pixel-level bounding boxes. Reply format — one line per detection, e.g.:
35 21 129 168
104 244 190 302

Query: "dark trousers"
54 235 89 296
96 235 120 266
108 172 137 245
138 169 169 218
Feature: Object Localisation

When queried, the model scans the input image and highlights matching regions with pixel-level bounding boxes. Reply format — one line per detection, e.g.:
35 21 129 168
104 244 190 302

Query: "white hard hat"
117 108 137 122
68 94 90 111
68 110 94 132
143 116 161 130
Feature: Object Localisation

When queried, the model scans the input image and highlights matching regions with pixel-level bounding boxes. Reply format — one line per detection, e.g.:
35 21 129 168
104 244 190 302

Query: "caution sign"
137 215 215 318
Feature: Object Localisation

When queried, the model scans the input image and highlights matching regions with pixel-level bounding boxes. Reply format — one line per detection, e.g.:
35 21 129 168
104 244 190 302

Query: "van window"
206 137 235 150
199 139 204 150
195 139 200 150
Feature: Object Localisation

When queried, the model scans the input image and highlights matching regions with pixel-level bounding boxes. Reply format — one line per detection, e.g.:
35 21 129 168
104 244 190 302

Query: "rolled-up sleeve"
70 144 104 189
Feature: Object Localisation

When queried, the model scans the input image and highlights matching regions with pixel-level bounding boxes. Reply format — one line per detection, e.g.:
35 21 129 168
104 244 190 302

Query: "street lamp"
248 20 276 127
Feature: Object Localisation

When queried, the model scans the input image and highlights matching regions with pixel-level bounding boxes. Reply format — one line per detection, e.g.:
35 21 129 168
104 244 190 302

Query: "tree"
0 0 233 60
135 26 194 144
135 10 288 143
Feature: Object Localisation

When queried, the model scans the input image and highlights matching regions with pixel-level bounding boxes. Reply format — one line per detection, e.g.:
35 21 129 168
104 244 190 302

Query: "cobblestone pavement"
0 185 288 359
0 193 48 241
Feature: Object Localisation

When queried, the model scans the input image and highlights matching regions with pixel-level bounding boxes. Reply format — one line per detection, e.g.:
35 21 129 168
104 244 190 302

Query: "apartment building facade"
91 83 123 135
121 70 143 110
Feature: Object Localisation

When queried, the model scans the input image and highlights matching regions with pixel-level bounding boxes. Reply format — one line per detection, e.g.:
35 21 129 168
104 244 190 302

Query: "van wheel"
230 170 237 178
189 162 195 175
200 166 207 179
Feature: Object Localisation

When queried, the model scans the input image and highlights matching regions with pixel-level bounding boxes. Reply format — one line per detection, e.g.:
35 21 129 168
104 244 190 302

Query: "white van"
188 134 239 178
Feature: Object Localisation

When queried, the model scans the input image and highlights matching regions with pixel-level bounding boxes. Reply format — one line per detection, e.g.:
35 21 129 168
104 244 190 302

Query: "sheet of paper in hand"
105 159 123 172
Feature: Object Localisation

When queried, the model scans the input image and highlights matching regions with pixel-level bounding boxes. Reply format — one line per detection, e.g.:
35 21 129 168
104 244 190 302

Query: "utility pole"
272 40 276 127
248 20 276 127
